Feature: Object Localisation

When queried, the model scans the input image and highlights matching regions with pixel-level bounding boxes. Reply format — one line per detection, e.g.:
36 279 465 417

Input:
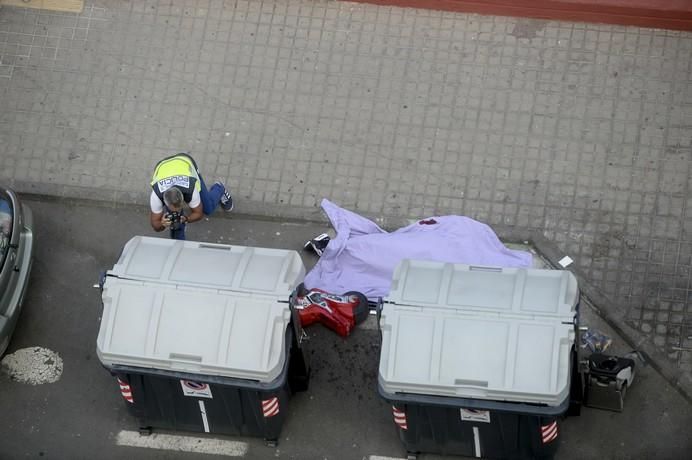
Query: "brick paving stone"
0 0 691 393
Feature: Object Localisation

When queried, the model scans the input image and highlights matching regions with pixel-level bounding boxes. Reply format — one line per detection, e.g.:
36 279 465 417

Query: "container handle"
468 266 502 273
454 378 488 387
198 243 231 251
169 353 203 362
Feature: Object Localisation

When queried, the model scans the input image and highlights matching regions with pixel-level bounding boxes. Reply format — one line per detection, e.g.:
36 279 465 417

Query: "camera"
165 211 183 231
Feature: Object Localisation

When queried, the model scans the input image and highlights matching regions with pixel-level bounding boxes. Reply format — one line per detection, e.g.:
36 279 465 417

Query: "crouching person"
149 153 233 240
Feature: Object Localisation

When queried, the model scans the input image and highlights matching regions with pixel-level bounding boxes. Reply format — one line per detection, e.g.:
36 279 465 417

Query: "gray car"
0 188 34 357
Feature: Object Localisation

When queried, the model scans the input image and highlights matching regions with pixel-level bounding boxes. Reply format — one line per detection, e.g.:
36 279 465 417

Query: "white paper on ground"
558 256 573 268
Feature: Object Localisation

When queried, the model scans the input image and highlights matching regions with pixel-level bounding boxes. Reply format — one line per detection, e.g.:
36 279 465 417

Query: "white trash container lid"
97 236 306 383
379 260 579 406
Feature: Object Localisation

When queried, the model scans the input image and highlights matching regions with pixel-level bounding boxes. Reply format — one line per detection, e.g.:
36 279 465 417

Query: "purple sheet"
304 199 532 299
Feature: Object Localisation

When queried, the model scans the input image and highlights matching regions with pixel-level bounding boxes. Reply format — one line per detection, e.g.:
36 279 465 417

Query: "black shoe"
303 233 330 256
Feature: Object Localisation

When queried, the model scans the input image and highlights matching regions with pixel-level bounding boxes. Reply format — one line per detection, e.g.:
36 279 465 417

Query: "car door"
0 189 19 317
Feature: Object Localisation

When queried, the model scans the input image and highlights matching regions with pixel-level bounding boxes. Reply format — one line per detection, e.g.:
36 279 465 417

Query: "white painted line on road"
116 430 248 456
367 456 407 460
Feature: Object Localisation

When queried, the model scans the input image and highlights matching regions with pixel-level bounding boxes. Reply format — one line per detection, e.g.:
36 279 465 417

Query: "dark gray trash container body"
380 386 568 460
109 327 309 442
116 370 290 439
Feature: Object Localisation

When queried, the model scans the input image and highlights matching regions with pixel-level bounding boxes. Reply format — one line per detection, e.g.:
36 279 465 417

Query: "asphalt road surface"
0 197 689 459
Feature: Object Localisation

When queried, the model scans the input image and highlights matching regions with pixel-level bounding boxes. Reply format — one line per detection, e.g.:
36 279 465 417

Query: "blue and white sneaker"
215 182 234 211
220 189 233 211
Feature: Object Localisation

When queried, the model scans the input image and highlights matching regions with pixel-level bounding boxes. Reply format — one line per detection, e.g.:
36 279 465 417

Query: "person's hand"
161 215 172 228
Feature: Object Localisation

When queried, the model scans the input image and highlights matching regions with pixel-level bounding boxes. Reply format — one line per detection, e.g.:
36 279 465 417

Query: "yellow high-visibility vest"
150 154 201 204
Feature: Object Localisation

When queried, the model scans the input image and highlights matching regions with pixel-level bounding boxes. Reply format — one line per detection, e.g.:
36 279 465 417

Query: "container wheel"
345 291 369 324
138 426 152 436
265 439 278 448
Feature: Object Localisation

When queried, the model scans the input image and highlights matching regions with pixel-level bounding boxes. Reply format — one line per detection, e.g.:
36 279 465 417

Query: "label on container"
180 380 213 399
460 408 490 423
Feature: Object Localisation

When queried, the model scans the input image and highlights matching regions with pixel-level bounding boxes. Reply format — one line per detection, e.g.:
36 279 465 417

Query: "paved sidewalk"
1 1 691 397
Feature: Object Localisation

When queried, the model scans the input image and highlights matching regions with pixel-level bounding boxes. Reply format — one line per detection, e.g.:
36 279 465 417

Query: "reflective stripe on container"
541 420 558 443
262 397 280 417
392 406 408 430
117 378 134 403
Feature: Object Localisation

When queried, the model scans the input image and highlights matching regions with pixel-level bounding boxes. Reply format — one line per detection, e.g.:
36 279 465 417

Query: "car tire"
344 291 369 325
